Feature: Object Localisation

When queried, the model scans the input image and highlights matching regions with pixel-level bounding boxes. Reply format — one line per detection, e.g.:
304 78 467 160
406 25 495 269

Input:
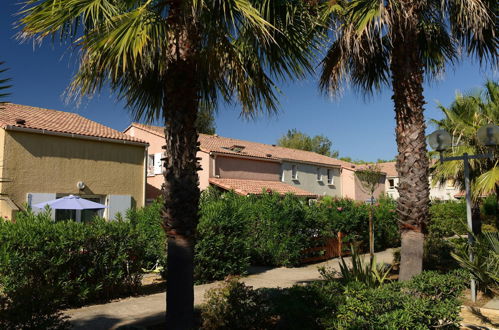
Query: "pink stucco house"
124 123 387 202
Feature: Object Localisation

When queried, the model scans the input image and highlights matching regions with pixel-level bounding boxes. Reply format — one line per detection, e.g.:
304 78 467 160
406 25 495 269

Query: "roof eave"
5 125 148 147
281 158 341 168
209 151 281 163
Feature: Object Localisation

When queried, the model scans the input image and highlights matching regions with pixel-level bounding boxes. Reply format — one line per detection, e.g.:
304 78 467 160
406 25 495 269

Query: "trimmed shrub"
201 277 272 330
247 192 311 267
126 198 166 270
424 200 467 271
373 195 400 250
0 210 148 326
195 192 251 283
318 270 466 329
308 195 399 252
428 201 467 238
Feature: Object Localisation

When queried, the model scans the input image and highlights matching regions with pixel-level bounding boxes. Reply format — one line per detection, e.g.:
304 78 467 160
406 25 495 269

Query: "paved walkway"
66 249 395 329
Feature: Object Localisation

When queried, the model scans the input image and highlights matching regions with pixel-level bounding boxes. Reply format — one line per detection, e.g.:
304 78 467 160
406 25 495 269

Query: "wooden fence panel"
300 232 344 264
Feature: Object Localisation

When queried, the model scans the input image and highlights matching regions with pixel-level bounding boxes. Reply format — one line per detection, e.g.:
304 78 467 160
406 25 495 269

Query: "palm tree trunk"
163 6 200 328
390 4 430 282
163 60 200 329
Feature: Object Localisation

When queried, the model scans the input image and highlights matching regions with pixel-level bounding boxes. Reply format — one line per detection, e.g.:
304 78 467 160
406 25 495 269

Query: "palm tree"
320 0 497 281
18 1 318 327
430 80 499 230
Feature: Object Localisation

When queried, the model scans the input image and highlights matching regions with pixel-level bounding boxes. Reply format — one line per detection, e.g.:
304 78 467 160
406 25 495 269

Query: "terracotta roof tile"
209 178 317 197
1 103 145 144
375 162 397 177
131 123 352 168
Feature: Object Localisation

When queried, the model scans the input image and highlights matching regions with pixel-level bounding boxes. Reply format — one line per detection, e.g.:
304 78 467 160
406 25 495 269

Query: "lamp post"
428 124 499 303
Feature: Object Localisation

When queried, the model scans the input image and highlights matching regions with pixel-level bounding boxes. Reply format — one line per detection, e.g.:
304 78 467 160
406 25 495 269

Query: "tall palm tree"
320 0 497 281
18 1 319 327
430 80 499 229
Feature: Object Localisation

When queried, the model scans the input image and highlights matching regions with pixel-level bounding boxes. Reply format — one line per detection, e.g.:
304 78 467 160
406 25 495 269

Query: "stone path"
66 249 395 329
461 306 499 330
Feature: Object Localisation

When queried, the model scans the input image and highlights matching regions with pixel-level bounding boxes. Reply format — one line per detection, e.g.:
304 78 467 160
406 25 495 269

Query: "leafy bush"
0 210 148 326
310 195 399 252
264 284 330 330
423 235 463 271
201 277 272 330
247 192 311 267
424 200 467 271
195 191 399 277
318 270 466 329
126 198 166 271
314 197 369 244
195 192 251 283
405 270 468 300
201 271 466 330
428 201 467 237
372 195 400 250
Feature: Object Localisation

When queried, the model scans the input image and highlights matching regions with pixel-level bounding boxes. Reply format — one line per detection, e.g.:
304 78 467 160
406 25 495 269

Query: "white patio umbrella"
33 195 107 210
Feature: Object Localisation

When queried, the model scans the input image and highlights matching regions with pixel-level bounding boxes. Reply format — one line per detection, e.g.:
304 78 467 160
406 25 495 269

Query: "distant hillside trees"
278 129 339 158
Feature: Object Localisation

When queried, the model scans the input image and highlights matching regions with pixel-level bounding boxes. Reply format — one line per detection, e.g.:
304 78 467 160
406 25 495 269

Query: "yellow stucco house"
0 103 148 221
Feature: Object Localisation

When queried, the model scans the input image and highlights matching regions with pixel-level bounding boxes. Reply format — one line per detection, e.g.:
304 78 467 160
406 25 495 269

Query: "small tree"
355 164 385 263
196 107 216 135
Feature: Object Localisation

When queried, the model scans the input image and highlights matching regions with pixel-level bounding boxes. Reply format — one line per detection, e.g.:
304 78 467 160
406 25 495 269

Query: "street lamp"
428 124 499 302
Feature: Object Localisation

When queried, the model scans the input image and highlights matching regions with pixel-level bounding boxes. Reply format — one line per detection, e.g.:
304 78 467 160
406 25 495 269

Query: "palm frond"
474 165 499 197
448 0 498 65
20 0 320 122
431 81 499 199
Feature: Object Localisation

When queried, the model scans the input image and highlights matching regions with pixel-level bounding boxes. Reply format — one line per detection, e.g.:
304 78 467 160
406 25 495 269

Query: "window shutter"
154 153 162 175
106 195 132 220
27 193 56 219
147 155 155 176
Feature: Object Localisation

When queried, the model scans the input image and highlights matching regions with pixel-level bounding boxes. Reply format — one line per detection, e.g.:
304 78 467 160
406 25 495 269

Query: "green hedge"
0 210 149 327
428 201 467 238
425 200 467 271
194 189 400 283
126 199 166 270
247 193 313 267
195 192 251 283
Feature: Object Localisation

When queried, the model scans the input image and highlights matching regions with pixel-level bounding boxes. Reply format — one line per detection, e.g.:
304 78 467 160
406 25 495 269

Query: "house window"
327 169 334 185
147 154 155 176
316 167 322 181
446 179 455 189
148 153 163 175
291 165 298 180
388 179 395 189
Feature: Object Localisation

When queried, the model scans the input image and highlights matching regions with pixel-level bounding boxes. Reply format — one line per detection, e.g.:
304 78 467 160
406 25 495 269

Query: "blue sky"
1 2 497 162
